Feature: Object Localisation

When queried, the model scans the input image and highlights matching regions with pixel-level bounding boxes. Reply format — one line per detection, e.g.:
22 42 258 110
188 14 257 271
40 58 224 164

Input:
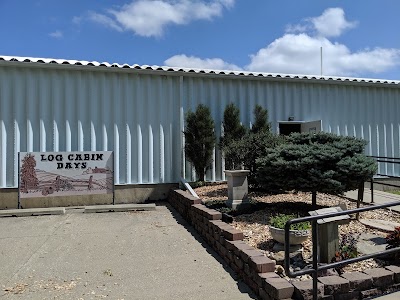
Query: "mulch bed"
194 183 400 276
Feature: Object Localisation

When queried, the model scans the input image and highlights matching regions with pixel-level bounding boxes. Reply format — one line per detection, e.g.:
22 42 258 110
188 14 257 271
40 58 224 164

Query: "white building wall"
0 65 182 187
181 77 400 180
0 60 399 188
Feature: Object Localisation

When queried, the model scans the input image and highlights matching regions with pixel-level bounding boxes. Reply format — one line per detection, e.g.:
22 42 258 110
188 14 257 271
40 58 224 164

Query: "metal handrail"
284 201 400 300
375 174 400 179
368 155 400 161
368 156 400 203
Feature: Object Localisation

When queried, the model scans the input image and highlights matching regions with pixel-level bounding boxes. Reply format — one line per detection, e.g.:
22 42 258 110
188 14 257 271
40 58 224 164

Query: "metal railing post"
284 200 400 299
367 156 400 203
371 177 374 204
312 219 318 300
357 181 364 220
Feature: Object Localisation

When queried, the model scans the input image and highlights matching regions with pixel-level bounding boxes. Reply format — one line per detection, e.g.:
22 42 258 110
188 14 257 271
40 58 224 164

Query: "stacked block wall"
168 189 400 300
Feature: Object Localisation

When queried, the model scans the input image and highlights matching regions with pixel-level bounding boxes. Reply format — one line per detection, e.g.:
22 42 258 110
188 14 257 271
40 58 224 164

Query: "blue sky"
1 0 400 80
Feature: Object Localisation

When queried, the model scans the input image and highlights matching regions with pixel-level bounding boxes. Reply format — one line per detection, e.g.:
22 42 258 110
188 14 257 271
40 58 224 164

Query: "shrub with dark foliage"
184 104 216 181
220 103 247 170
256 132 377 204
251 104 271 134
220 104 282 186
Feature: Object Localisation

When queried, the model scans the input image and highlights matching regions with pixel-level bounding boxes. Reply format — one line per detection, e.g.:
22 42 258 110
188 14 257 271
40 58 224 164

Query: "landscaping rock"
269 250 304 266
270 251 285 264
357 233 387 255
272 243 303 252
359 219 400 232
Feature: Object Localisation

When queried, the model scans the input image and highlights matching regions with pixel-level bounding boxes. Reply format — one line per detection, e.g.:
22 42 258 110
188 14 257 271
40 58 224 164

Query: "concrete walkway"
345 188 400 213
0 203 256 300
373 291 400 299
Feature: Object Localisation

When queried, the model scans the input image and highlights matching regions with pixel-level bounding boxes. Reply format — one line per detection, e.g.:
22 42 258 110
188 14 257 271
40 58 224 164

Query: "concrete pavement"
373 291 400 299
0 203 256 300
0 207 65 217
345 188 400 212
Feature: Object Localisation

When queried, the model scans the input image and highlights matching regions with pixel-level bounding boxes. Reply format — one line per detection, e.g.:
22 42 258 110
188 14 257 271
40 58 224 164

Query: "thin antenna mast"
320 47 323 76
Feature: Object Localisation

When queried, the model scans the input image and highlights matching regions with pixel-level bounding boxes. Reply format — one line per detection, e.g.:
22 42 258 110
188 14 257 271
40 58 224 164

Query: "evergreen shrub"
184 104 216 181
256 132 377 202
220 103 246 170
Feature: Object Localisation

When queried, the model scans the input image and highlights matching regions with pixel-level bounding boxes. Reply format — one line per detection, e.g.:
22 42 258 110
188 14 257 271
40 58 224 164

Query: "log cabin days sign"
19 151 114 199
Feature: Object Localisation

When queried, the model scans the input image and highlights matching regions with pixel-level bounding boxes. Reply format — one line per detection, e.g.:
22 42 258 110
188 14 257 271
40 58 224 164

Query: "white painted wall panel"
180 77 400 181
0 65 181 187
0 62 399 187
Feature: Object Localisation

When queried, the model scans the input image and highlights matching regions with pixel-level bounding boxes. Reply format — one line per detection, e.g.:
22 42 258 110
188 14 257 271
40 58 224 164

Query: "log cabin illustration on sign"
19 151 113 198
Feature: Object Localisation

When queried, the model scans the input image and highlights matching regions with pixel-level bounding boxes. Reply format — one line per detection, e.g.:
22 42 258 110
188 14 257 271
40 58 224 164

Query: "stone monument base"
224 170 250 210
226 199 251 210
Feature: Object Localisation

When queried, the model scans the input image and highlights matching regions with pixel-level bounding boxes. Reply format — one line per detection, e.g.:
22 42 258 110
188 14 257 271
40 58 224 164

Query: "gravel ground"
194 183 400 275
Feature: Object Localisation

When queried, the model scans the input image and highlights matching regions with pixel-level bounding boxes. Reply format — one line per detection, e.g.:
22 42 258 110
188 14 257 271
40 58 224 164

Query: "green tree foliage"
184 104 216 181
256 132 377 204
220 103 246 169
221 104 282 185
251 104 271 134
224 131 284 186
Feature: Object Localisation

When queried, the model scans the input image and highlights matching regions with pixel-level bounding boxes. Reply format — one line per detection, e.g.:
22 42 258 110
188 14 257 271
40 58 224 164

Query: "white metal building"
0 55 399 193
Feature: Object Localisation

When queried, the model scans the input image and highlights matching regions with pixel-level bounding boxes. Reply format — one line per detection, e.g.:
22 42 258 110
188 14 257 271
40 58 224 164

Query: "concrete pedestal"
318 222 339 263
224 170 250 209
309 206 350 263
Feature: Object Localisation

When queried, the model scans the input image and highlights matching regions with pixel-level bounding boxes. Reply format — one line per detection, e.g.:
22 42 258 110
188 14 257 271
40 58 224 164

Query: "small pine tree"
221 104 282 183
220 103 246 169
251 105 271 134
184 104 216 181
256 132 377 205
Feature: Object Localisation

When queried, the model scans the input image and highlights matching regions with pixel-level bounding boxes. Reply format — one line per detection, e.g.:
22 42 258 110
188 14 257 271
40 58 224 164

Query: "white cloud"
285 23 310 34
49 30 63 39
165 34 400 77
91 0 234 37
88 12 123 32
245 33 400 76
286 7 357 38
165 54 241 70
165 8 400 77
245 7 398 77
310 7 357 37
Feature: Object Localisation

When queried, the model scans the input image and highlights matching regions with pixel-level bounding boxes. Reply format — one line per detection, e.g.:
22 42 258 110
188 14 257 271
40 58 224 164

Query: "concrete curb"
84 203 156 213
0 207 66 217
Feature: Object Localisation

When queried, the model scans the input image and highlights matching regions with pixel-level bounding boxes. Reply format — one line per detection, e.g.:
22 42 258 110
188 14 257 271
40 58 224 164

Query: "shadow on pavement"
159 201 258 300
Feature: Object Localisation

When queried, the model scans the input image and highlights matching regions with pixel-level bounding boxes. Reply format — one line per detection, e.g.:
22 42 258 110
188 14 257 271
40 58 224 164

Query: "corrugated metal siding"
0 65 181 187
0 61 399 187
181 77 400 180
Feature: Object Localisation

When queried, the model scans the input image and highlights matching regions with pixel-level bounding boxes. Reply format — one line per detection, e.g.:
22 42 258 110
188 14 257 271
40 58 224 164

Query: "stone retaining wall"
168 189 400 300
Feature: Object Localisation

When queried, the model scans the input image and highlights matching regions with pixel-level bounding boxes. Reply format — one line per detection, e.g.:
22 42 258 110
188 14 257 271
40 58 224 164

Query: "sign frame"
18 151 114 208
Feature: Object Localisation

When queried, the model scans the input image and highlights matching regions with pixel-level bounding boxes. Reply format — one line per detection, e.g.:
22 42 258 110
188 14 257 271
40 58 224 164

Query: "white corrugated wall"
0 65 181 187
0 62 399 188
181 77 400 180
